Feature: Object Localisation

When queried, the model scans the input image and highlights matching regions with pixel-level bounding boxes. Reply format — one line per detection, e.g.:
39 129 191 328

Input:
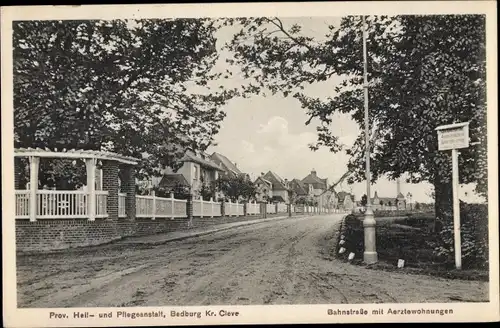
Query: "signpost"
435 122 470 270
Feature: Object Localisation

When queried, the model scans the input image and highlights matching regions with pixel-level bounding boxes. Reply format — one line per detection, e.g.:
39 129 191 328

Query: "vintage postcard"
2 1 499 326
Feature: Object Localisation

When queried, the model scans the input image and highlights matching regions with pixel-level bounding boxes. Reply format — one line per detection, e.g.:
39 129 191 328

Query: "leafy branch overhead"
225 15 487 199
14 19 239 181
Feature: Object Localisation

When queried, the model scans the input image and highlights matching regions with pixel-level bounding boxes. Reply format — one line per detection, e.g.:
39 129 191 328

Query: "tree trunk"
433 174 453 232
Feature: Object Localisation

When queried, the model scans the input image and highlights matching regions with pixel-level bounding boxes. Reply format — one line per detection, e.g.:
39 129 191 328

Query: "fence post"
200 198 204 219
151 190 156 220
28 156 40 222
210 197 214 218
85 158 96 222
170 192 175 219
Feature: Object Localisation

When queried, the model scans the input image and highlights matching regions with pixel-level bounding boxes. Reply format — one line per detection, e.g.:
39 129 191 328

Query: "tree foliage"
225 15 487 222
14 19 238 184
215 174 257 202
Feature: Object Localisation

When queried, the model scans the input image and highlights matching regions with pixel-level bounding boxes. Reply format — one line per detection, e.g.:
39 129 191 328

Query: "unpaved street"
17 215 488 307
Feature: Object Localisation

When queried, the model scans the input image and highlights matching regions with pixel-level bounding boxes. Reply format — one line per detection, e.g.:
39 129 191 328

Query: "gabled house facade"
153 150 224 200
301 169 328 197
210 152 250 180
261 171 289 203
254 175 273 202
337 191 355 210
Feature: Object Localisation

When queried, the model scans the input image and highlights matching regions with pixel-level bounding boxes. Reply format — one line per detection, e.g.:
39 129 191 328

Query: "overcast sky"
206 17 484 204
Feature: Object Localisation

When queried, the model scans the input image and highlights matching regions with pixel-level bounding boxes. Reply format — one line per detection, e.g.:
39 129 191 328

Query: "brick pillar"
14 157 22 189
275 203 278 214
186 193 193 226
121 165 136 221
102 160 119 221
288 203 292 217
243 202 247 216
220 199 225 217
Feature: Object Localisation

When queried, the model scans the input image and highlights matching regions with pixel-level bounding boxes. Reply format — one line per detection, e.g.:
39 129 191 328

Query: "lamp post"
362 15 378 264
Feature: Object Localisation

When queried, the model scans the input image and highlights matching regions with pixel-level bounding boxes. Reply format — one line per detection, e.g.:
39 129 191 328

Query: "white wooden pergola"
14 148 139 221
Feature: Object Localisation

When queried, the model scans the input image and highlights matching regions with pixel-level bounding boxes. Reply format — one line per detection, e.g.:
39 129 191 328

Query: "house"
261 171 290 203
254 174 273 202
301 169 328 197
289 178 309 203
154 150 224 199
337 191 355 210
210 152 250 180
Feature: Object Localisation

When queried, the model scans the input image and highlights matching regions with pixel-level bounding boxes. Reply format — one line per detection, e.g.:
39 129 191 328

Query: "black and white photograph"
2 1 498 326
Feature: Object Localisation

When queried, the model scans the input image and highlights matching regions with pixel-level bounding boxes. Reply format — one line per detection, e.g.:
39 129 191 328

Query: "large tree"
225 15 487 224
14 19 237 185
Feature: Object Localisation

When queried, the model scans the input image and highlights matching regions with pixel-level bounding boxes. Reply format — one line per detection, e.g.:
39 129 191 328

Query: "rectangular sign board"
435 122 470 151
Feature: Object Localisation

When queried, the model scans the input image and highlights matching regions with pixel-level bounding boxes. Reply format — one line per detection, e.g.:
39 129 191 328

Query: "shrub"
428 202 488 269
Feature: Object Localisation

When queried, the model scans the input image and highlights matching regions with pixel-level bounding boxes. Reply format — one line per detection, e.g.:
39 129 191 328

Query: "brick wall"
102 160 119 220
16 219 122 252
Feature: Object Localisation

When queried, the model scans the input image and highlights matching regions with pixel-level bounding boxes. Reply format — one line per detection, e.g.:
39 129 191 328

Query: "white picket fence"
15 190 108 219
277 203 288 213
224 200 245 217
15 189 349 221
192 198 221 218
247 201 260 215
134 193 187 219
266 203 276 214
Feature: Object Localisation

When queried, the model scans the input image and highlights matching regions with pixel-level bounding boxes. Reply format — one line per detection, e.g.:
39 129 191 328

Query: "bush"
428 202 488 269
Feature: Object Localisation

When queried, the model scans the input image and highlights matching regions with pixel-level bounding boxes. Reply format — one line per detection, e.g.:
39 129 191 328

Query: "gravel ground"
16 214 489 308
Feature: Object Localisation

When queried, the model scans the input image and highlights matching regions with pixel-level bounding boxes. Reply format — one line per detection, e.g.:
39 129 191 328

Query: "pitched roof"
262 171 288 190
210 152 242 176
337 191 355 202
289 179 308 195
182 151 224 171
255 176 272 187
301 170 328 189
159 174 189 188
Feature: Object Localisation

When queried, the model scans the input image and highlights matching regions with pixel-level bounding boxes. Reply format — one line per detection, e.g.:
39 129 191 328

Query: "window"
193 165 199 180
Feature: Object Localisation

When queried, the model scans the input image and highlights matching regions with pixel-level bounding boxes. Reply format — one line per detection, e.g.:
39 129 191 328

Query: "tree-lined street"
17 215 488 308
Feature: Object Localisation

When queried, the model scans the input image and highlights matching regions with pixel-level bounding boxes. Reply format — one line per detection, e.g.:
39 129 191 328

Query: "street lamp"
362 15 378 264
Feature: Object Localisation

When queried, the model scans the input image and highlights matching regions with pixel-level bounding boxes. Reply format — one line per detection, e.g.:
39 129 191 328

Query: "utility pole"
362 15 378 264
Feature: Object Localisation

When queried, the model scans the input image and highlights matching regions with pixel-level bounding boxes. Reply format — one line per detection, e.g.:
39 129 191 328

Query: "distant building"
370 178 407 210
337 191 355 210
301 169 328 196
254 174 273 202
153 150 224 199
261 171 289 203
210 152 250 180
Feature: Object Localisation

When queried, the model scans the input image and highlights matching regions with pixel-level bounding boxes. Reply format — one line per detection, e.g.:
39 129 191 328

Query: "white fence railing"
266 203 276 214
277 203 288 213
15 190 109 220
247 201 260 215
16 188 350 221
193 199 221 218
134 193 187 219
224 200 244 217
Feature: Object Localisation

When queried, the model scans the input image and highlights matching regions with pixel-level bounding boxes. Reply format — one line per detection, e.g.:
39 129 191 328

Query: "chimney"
311 169 317 176
396 178 401 196
261 172 265 176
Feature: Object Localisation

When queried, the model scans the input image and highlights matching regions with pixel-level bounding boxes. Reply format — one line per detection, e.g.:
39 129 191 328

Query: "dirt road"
17 215 488 307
